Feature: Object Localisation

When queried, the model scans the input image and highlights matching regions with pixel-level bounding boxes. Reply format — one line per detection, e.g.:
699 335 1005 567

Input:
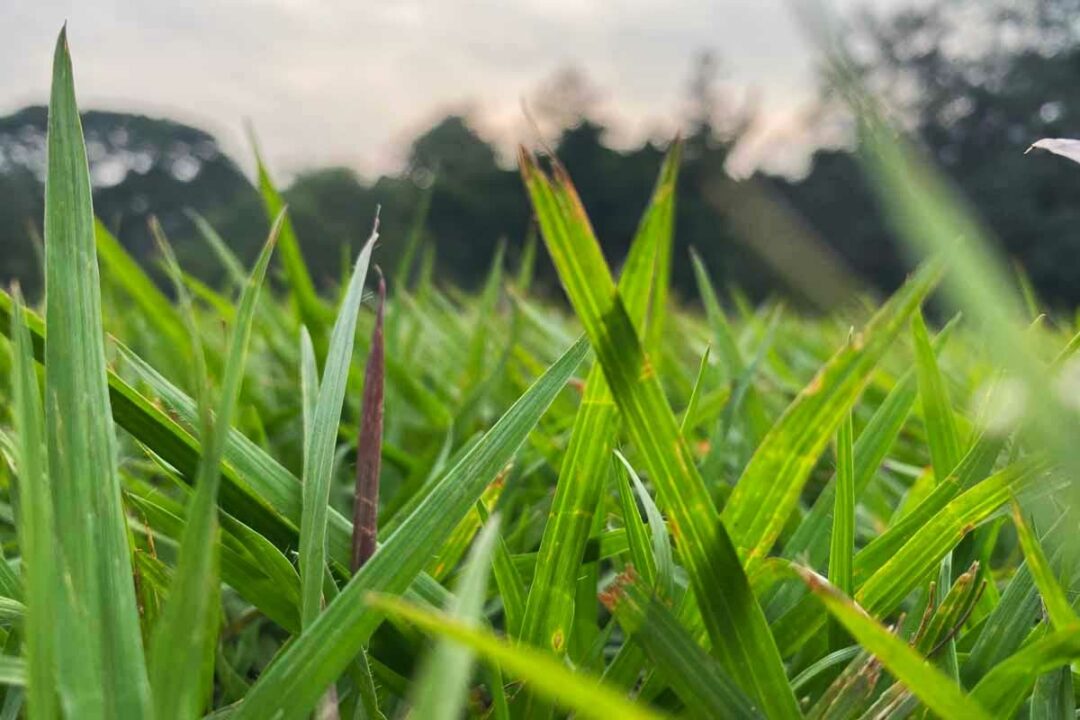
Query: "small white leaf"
1026 138 1080 165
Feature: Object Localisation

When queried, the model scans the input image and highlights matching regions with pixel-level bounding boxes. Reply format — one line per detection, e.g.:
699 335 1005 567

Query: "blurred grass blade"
232 336 587 719
601 572 761 719
409 515 500 720
184 209 247 287
43 28 151 717
912 309 962 480
352 271 385 571
368 593 667 720
300 218 378 629
249 127 327 334
521 149 799 718
0 658 27 689
690 249 769 442
637 139 680 347
148 214 279 720
9 289 56 720
94 219 189 353
797 566 990 719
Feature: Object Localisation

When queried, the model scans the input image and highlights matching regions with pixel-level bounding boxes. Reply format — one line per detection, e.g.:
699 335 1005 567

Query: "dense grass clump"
3 27 1080 720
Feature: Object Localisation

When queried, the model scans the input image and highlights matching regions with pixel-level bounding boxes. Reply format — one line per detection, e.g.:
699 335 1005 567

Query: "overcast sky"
2 0 897 180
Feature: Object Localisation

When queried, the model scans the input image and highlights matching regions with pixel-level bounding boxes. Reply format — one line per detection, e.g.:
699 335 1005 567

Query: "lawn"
1 27 1078 720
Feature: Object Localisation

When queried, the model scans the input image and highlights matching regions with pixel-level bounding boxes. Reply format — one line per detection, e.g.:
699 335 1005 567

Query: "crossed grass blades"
1 25 1080 720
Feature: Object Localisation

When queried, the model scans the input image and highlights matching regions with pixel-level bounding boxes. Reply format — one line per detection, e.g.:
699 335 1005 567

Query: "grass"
2 25 1080 720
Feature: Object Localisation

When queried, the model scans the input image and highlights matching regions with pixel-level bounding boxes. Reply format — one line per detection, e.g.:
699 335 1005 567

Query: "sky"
1 0 901 180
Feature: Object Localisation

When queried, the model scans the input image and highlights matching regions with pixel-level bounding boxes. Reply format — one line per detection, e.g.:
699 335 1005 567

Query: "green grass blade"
912 309 962 479
636 140 680 348
601 574 761 719
1031 667 1074 720
473 501 526 637
680 345 710 434
184 209 247 287
9 289 56 720
797 566 991 720
1011 502 1079 629
828 411 854 597
368 594 668 720
409 515 500 720
148 215 278 720
232 336 587 719
779 316 959 570
521 150 799 718
300 325 318 435
519 144 678 656
961 561 1040 686
300 219 378 629
856 459 1047 616
0 658 27 689
852 431 1005 586
614 451 674 601
970 626 1080 718
43 28 151 717
615 458 656 587
124 484 301 632
723 259 942 567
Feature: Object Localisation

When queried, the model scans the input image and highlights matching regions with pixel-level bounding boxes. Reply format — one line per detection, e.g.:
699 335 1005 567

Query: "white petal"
1026 138 1080 165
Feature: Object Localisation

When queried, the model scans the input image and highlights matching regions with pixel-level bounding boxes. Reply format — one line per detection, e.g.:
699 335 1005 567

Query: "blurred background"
2 0 1080 308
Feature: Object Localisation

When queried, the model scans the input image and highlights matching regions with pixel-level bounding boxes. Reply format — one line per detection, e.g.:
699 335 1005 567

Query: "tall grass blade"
829 411 855 597
43 28 151 717
520 149 799 718
300 218 379 629
912 310 962 480
519 144 679 658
